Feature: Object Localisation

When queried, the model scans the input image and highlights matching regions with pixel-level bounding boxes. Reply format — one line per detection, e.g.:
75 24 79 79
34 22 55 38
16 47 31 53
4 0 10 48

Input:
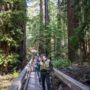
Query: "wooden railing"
53 68 90 90
8 59 90 90
8 59 33 90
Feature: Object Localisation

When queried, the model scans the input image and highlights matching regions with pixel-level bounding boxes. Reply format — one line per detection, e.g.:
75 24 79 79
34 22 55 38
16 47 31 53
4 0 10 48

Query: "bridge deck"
27 72 42 90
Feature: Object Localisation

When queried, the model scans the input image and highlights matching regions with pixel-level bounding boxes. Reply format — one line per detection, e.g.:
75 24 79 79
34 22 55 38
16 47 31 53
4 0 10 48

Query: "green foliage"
0 10 23 47
0 53 19 65
12 70 19 77
26 0 68 58
0 0 26 74
52 59 71 68
69 35 79 49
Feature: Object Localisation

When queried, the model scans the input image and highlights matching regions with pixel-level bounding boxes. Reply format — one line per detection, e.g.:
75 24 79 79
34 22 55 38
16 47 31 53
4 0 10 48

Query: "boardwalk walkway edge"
8 59 33 90
8 60 90 90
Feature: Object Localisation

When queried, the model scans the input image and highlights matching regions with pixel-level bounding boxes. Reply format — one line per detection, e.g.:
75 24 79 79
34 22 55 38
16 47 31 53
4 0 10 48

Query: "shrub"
0 53 19 65
52 59 71 68
0 53 19 73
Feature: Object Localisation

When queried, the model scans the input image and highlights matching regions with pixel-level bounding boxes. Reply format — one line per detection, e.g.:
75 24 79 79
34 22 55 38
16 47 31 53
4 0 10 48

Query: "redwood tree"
67 0 78 61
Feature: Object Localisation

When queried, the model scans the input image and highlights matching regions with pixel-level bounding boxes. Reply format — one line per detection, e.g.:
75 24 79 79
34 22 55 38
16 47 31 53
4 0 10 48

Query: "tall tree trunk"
39 0 44 54
44 0 51 57
13 0 27 68
19 0 27 68
67 0 78 61
56 0 61 58
44 0 49 26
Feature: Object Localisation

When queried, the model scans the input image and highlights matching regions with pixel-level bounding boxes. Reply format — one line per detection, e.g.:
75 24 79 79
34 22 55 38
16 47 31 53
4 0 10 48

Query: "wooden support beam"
54 68 90 90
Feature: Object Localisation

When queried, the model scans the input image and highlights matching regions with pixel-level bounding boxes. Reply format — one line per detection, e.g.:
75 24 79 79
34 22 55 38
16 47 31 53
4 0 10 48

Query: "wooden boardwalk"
8 59 90 90
27 71 42 90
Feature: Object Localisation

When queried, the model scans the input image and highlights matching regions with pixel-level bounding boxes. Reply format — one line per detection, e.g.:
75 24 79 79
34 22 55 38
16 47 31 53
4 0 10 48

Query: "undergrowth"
52 58 71 68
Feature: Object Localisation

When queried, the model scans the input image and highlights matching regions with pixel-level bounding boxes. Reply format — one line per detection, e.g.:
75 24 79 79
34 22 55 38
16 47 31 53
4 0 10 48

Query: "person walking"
40 54 53 90
33 55 41 82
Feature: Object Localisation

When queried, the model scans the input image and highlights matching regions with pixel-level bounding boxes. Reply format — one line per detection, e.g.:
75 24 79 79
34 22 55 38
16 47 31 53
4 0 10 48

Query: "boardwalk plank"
27 72 42 90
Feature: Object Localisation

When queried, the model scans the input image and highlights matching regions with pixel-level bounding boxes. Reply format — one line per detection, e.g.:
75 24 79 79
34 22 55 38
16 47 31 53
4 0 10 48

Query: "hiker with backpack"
40 54 53 90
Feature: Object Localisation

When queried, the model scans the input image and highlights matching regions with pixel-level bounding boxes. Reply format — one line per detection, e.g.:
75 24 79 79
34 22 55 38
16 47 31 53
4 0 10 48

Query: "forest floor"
60 63 90 86
0 72 19 90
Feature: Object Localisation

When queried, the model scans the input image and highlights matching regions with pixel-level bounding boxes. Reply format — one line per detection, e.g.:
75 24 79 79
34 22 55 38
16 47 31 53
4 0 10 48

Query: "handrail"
8 59 33 90
8 59 90 90
54 68 90 90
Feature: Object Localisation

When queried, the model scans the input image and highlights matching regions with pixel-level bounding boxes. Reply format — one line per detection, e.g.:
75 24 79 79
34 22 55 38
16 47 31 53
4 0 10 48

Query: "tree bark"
39 0 45 54
67 0 78 61
44 0 51 57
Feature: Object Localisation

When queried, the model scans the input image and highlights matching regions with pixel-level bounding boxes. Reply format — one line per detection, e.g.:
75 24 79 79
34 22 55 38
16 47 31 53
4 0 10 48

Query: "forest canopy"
0 0 90 74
